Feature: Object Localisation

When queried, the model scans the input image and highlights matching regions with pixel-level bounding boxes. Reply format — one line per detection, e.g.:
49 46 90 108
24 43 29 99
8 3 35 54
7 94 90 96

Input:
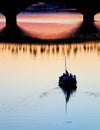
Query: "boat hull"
58 81 77 90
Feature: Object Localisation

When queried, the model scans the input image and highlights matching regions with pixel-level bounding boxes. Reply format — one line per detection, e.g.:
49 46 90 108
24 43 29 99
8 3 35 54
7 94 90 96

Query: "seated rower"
62 70 70 81
65 70 70 78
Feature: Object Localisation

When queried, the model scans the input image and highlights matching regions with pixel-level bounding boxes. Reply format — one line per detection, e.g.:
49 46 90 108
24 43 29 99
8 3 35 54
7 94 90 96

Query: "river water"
0 12 100 130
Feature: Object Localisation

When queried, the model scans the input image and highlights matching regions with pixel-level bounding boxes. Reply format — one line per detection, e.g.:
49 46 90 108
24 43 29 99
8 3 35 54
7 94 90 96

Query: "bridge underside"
0 0 99 28
0 0 38 27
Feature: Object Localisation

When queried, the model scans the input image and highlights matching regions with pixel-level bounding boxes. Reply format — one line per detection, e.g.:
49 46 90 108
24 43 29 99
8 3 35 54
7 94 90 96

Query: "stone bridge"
0 0 100 28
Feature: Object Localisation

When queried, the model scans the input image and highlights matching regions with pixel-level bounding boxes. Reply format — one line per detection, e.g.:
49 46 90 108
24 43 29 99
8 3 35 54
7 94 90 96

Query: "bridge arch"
0 0 41 28
0 0 99 28
67 0 100 24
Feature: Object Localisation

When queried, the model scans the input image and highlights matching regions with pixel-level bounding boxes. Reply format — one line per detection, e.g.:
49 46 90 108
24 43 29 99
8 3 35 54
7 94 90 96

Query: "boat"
58 56 77 90
58 70 77 90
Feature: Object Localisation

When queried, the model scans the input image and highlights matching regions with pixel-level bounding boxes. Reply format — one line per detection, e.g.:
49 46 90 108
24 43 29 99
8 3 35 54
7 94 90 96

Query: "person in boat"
73 75 76 81
69 73 77 84
65 70 70 78
70 73 73 77
62 70 70 81
69 73 76 79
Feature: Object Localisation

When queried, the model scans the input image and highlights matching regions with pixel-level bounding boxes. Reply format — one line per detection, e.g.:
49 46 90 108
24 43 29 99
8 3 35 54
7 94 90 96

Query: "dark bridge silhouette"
67 0 100 23
0 0 100 28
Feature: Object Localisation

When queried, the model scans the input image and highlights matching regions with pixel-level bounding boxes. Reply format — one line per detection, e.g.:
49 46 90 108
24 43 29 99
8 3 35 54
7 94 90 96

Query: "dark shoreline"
0 32 100 44
0 29 100 44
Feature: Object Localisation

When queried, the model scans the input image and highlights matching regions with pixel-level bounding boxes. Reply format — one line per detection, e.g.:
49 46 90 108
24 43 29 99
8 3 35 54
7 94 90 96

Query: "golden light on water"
0 42 100 57
0 43 100 82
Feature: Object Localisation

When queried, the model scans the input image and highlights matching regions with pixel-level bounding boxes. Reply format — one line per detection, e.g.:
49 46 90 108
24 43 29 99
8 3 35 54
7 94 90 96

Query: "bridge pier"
6 14 17 29
83 13 94 24
78 13 98 33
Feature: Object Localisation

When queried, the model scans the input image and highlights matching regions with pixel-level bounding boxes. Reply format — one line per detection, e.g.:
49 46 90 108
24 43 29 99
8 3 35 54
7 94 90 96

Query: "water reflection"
18 22 82 40
17 21 100 42
59 85 77 103
0 42 100 56
59 84 77 112
15 12 100 43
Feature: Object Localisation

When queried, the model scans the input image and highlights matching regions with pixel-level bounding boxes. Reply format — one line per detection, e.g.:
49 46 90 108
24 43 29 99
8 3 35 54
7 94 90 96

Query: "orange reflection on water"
17 13 82 40
0 42 100 57
0 42 100 83
18 22 82 40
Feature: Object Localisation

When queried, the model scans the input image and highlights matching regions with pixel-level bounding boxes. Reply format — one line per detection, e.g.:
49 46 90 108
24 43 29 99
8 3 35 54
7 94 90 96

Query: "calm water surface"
0 13 100 130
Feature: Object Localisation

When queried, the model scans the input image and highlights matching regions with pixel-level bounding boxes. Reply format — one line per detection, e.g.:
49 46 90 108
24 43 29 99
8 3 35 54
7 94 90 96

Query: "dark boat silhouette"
59 70 77 89
58 57 77 90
